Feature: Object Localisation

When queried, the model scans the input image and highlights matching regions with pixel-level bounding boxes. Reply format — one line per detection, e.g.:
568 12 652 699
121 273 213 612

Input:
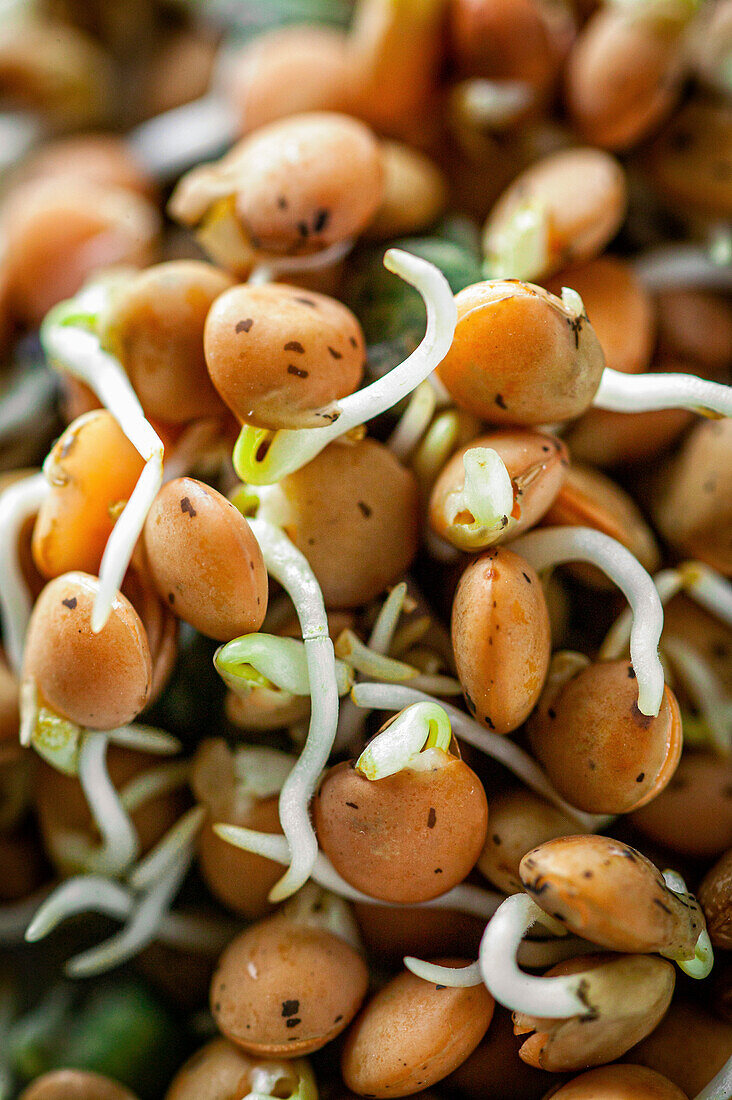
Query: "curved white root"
40 321 164 632
248 238 355 286
685 564 732 629
25 876 132 942
634 244 732 291
694 1054 732 1100
64 732 139 876
405 958 482 986
334 583 409 754
249 519 339 902
0 472 49 673
214 825 503 919
387 380 438 461
129 92 239 180
593 366 732 418
334 630 461 694
64 845 193 978
355 701 452 780
479 893 588 1017
128 805 206 891
351 682 603 830
512 527 665 716
119 759 191 814
0 886 54 943
404 934 585 988
105 723 182 755
233 249 457 485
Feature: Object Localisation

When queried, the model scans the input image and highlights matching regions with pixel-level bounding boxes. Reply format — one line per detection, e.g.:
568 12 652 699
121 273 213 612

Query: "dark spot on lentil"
548 708 556 720
427 808 436 828
493 834 501 845
522 572 532 583
180 497 196 517
346 801 359 809
286 1018 302 1029
284 340 305 353
313 208 330 232
287 364 309 378
295 297 317 308
328 346 342 359
495 393 507 409
236 318 253 333
61 597 77 610
282 999 300 1017
636 772 645 783
357 500 372 518
628 666 636 678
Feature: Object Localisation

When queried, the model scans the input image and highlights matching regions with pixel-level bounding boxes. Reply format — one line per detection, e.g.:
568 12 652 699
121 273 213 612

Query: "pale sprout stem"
105 724 182 755
25 876 132 942
634 244 732 291
233 250 457 485
335 629 460 693
0 473 49 673
214 825 503 919
405 933 596 989
412 410 461 492
405 958 482 987
479 893 588 1017
249 519 339 902
351 682 603 830
355 701 452 780
600 567 684 660
663 638 731 756
71 732 139 876
119 760 191 814
593 365 732 418
129 92 239 180
685 564 732 629
64 844 194 978
693 1054 732 1100
18 678 38 749
662 869 714 980
248 238 355 286
0 887 54 944
387 380 437 461
512 527 665 716
41 323 164 632
128 805 206 891
216 633 352 697
334 583 409 754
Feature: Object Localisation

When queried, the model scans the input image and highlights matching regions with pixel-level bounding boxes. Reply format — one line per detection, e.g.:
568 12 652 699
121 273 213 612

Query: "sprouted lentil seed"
0 1 730 1098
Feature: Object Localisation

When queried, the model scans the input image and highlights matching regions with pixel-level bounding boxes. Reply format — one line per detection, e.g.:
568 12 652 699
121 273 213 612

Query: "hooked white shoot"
0 473 49 673
593 366 732 418
351 682 603 830
129 91 239 180
355 701 452 780
404 934 585 988
479 893 590 1017
512 527 665 716
213 824 503 919
40 314 164 632
249 518 339 902
248 238 355 286
128 805 206 891
233 250 457 485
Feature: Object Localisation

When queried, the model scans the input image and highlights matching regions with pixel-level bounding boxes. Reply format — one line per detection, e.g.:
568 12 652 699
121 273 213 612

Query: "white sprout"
634 243 732 291
40 319 164 632
662 869 714 980
694 1054 732 1100
685 563 732 629
248 238 355 287
216 634 353 697
387 380 438 461
245 1059 318 1100
511 527 665 716
59 732 139 876
119 759 191 814
63 844 194 978
0 472 49 673
663 638 731 756
440 446 515 549
25 875 134 942
334 630 461 695
249 518 340 902
355 701 452 780
213 826 503 920
0 887 54 943
412 409 463 491
351 682 603 830
593 366 732 418
334 582 409 754
404 933 586 988
233 249 457 485
128 805 206 891
129 91 239 180
105 723 182 755
478 893 590 1017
